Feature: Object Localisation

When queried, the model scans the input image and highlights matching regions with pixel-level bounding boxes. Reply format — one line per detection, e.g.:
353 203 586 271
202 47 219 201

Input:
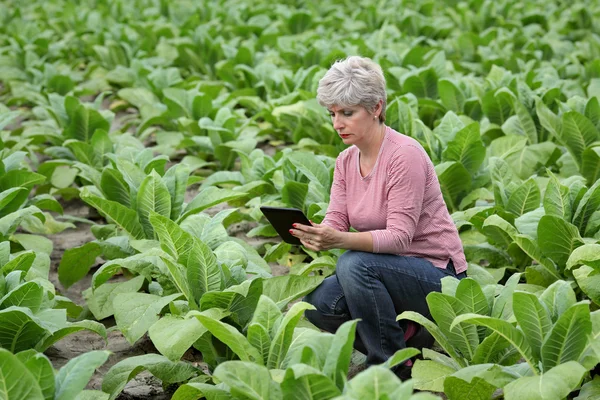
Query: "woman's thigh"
335 251 454 318
303 275 350 333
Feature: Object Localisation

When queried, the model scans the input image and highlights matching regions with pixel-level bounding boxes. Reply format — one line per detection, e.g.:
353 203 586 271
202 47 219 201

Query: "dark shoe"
405 324 434 351
392 363 412 381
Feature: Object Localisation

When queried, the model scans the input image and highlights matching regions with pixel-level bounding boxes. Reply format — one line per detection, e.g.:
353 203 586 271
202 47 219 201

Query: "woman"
290 56 468 378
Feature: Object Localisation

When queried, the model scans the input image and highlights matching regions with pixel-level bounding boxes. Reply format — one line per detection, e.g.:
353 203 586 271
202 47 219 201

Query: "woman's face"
327 104 381 146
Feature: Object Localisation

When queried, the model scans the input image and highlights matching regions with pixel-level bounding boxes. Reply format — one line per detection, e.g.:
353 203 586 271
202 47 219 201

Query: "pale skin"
289 100 387 252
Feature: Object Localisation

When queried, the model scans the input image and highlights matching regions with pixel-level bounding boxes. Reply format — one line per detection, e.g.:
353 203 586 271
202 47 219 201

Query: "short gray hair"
317 56 387 123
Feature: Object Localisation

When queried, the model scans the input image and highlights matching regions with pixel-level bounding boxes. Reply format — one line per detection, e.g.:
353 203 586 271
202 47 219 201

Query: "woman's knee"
336 250 371 282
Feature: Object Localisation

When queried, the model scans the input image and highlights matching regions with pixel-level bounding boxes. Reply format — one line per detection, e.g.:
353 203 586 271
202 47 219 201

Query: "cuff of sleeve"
369 231 381 253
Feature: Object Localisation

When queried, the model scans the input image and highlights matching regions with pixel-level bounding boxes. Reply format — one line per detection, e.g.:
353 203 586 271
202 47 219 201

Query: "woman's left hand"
289 221 342 251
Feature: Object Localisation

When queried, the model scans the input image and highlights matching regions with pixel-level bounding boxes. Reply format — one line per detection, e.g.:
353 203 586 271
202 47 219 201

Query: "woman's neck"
357 123 387 162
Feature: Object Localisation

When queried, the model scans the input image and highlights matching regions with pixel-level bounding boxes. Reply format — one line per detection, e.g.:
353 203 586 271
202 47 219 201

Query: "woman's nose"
333 115 343 130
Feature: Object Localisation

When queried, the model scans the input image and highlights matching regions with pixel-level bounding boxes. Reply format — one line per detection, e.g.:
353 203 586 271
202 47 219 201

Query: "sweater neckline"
357 126 389 180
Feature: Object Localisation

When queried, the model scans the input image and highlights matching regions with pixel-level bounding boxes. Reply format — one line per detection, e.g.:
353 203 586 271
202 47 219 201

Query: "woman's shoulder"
383 127 429 163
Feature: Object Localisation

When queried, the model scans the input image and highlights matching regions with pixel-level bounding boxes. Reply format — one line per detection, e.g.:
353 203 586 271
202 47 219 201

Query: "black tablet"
260 206 312 245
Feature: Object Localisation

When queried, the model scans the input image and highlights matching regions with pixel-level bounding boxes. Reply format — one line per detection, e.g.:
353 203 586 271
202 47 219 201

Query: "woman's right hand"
290 221 343 251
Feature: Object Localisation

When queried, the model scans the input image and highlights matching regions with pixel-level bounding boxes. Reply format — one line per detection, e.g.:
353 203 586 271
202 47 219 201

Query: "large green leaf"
195 314 263 363
442 122 485 174
178 186 247 223
55 351 110 400
162 164 190 220
0 348 44 400
512 291 552 362
560 111 600 167
280 364 341 400
428 292 479 361
100 168 131 207
0 281 44 312
36 320 107 352
102 354 197 400
541 301 592 369
506 178 541 216
65 104 110 142
86 275 145 320
113 292 182 344
267 302 315 369
262 275 324 309
15 350 55 400
450 314 537 372
537 215 584 270
213 361 282 400
58 242 102 289
323 320 357 389
80 188 144 239
137 170 172 239
503 361 586 400
572 179 600 234
435 161 471 211
0 307 49 352
543 172 572 221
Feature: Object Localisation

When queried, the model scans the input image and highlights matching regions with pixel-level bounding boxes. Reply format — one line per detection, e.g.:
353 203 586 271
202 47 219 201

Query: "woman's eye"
343 111 353 116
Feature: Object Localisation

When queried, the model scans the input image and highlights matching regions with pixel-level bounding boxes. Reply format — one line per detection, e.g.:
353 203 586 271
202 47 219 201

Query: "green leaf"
442 122 485 174
102 354 197 400
15 350 55 400
576 376 600 400
163 164 190 220
450 313 536 372
444 376 497 400
1 251 35 275
267 302 315 369
250 295 282 335
544 172 572 221
0 348 44 400
58 242 102 289
86 275 146 320
481 215 517 247
36 320 107 352
179 186 247 222
0 281 44 312
137 171 172 238
262 275 324 309
213 361 282 400
428 293 479 361
573 266 600 306
503 361 586 400
55 351 110 400
323 320 358 389
435 161 471 212
100 168 131 207
541 301 592 369
582 147 600 186
411 360 456 392
506 178 541 216
560 111 600 167
286 152 330 189
0 307 49 352
538 215 584 269
80 188 145 239
195 315 263 363
540 280 577 322
65 104 110 142
572 179 600 234
512 291 552 362
149 315 204 362
566 244 600 271
281 364 341 400
113 292 182 344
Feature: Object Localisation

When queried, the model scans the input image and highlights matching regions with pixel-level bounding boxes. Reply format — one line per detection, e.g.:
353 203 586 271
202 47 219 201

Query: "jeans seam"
365 268 389 361
329 292 347 316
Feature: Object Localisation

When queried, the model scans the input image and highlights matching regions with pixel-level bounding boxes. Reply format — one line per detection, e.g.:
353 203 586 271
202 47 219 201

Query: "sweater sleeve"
322 154 350 232
370 145 427 253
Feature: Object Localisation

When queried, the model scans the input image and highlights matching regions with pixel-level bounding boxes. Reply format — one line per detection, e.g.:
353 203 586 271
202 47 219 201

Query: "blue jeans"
304 251 466 366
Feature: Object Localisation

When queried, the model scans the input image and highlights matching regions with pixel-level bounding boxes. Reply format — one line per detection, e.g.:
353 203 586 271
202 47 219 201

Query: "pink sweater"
323 126 468 274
